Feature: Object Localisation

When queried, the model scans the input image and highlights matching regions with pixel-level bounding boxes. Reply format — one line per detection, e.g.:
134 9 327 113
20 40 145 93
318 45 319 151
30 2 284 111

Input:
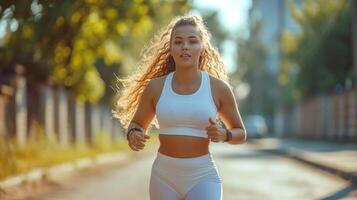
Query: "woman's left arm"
217 80 247 144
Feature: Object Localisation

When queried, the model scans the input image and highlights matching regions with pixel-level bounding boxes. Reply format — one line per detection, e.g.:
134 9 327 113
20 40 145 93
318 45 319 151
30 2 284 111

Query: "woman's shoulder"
207 73 231 92
145 74 168 95
151 75 167 84
149 75 167 88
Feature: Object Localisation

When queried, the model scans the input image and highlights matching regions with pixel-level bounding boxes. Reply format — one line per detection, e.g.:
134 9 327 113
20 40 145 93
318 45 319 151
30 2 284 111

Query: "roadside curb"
0 152 130 190
252 144 357 183
284 149 357 183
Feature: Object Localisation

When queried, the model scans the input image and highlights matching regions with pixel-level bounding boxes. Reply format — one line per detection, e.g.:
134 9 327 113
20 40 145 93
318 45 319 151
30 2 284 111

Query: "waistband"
154 151 215 172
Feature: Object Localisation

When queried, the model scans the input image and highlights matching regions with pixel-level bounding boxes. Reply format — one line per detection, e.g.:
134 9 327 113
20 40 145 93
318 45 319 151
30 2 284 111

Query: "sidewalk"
250 138 357 182
0 146 157 190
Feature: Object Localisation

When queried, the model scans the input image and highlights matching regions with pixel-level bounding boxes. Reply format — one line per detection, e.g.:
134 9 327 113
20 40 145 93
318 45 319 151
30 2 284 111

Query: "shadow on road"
215 150 277 160
319 182 357 200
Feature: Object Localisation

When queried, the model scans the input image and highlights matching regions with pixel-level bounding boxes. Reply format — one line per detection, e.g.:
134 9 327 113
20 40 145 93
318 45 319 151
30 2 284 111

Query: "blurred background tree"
280 0 353 105
234 6 276 129
196 10 230 52
0 0 190 104
235 0 354 133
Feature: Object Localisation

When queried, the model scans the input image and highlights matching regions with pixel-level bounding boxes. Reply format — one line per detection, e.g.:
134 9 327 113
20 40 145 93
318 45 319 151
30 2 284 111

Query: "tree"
232 2 282 133
0 0 190 103
280 0 352 102
235 14 278 117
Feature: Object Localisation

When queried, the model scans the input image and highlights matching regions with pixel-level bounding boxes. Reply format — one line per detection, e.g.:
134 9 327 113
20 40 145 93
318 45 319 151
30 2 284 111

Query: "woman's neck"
173 67 201 86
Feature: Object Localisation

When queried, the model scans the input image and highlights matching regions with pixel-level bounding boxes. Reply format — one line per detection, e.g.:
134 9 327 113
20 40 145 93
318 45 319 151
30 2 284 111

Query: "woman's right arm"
127 80 157 151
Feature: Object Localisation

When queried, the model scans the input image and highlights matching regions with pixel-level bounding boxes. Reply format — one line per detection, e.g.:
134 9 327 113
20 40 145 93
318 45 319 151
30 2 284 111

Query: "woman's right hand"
128 131 150 151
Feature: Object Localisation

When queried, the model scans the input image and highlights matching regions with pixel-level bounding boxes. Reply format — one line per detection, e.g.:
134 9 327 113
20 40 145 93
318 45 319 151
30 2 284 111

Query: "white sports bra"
155 70 218 138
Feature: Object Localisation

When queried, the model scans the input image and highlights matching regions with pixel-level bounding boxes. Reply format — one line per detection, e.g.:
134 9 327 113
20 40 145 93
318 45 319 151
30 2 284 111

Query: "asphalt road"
2 141 355 200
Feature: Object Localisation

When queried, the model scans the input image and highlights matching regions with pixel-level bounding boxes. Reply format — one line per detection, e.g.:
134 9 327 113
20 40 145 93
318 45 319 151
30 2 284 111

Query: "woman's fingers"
129 141 145 151
128 132 151 151
136 136 147 143
135 141 145 148
207 129 224 142
208 136 219 142
129 143 139 151
207 130 219 137
133 132 149 142
129 132 143 143
128 132 148 151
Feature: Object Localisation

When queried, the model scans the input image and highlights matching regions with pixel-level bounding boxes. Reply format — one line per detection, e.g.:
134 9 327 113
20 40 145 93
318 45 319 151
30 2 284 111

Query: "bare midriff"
158 135 210 158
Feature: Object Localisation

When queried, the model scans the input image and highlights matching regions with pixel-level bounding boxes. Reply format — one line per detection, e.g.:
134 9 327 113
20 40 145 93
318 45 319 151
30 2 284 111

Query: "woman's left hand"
206 117 227 142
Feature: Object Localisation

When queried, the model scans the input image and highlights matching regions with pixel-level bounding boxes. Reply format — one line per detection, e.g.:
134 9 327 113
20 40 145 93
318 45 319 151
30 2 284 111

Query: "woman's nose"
182 42 188 50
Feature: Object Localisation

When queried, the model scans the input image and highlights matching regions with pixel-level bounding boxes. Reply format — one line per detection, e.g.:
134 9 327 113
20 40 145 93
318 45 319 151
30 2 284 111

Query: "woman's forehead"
172 25 200 39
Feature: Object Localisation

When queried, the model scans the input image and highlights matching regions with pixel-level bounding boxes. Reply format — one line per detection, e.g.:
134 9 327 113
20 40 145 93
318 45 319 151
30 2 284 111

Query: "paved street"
213 142 356 200
2 140 356 200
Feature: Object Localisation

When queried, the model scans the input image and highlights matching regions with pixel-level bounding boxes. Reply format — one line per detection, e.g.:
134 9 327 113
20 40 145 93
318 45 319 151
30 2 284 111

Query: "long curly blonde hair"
113 14 228 129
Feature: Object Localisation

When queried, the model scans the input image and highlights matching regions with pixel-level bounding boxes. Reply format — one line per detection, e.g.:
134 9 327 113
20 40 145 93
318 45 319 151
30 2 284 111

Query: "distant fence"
275 89 357 142
0 69 123 147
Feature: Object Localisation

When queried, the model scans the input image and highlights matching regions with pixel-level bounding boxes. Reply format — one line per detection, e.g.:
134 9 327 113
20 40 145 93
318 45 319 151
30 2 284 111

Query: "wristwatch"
224 129 233 142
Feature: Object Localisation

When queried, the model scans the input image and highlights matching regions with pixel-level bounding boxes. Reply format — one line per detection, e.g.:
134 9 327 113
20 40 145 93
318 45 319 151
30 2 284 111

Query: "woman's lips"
180 53 191 58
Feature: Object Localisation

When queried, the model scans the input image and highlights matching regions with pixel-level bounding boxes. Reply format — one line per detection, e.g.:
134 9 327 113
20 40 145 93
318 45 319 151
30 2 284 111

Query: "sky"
191 0 252 74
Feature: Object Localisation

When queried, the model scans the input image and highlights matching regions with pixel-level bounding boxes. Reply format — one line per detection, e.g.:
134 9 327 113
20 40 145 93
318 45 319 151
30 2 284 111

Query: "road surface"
2 142 355 200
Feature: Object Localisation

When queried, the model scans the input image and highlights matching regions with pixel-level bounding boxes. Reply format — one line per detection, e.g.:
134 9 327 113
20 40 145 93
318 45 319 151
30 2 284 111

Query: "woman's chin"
177 65 196 70
176 62 199 69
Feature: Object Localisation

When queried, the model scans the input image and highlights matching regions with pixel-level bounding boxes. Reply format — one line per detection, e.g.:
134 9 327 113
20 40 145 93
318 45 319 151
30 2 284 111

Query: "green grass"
0 129 158 180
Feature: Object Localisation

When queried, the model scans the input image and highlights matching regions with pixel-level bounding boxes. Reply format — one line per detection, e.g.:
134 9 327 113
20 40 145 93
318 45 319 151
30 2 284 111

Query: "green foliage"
281 0 352 101
0 121 159 180
0 0 190 103
76 68 105 103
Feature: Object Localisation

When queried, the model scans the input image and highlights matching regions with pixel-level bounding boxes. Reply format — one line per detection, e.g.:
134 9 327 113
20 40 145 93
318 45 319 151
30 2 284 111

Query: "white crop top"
156 70 218 138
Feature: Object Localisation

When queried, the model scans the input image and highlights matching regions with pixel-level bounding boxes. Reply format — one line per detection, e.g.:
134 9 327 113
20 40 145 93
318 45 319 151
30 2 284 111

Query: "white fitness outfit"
150 70 222 200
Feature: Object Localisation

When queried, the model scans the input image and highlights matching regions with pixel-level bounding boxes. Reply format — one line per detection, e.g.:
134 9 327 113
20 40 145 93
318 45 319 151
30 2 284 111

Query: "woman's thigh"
150 174 182 200
185 181 222 200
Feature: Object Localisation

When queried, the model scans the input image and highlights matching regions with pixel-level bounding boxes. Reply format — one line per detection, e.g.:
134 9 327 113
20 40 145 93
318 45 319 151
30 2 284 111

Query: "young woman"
114 14 246 200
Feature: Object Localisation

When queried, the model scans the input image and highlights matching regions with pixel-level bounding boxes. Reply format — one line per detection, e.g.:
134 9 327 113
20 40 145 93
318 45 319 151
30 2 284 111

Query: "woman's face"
170 25 203 69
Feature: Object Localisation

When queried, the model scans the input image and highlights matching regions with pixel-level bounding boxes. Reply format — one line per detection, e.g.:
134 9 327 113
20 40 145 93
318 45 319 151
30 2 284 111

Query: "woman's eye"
190 40 198 44
174 41 182 44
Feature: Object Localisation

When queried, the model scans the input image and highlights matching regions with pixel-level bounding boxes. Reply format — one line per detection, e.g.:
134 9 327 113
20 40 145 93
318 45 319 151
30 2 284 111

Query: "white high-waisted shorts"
149 151 222 200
